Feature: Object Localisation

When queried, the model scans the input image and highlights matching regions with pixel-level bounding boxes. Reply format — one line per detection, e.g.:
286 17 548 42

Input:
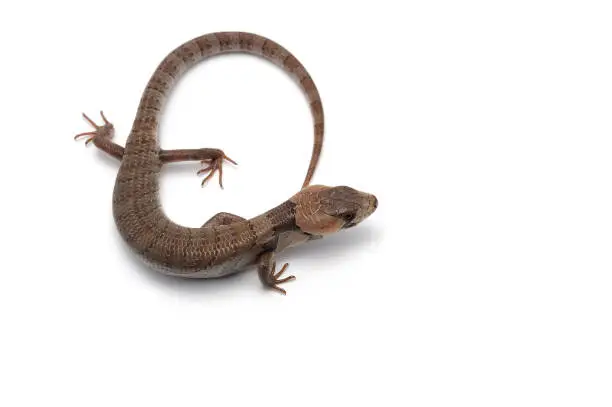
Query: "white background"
1 1 611 406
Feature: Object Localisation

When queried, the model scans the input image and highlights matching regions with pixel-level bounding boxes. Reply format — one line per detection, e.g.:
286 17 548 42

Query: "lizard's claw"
263 262 295 295
74 111 114 146
197 151 237 189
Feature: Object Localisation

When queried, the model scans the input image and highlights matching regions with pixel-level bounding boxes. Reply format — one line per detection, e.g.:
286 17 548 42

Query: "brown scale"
74 32 377 294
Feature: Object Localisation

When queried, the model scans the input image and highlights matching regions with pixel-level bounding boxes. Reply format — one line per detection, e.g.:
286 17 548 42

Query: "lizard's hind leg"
74 111 125 160
159 148 237 189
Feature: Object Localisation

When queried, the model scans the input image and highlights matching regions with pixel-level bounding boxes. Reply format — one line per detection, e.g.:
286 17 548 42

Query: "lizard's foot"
197 150 237 189
74 111 114 146
260 262 295 295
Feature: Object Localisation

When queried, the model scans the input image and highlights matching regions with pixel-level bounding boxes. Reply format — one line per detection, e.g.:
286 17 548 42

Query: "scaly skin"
75 32 377 294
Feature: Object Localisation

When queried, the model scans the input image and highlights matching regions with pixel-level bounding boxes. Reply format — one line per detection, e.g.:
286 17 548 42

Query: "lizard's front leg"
201 212 245 227
257 251 295 295
202 214 296 294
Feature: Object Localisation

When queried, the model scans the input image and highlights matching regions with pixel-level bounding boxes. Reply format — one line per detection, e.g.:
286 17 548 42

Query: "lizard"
75 32 377 294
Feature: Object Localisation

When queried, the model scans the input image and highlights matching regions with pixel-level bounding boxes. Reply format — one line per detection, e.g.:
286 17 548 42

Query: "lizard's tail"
133 32 324 188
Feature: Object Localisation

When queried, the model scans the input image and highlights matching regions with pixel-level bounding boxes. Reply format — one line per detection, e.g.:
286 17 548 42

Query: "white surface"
1 1 611 406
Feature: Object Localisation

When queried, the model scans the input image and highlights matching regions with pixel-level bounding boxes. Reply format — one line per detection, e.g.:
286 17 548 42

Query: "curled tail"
131 31 324 188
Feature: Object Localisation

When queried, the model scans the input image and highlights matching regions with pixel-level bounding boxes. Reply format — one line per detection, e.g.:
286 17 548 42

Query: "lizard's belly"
131 231 312 279
134 247 262 279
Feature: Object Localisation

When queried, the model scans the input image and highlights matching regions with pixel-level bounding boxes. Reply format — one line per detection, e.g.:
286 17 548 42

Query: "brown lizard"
75 32 377 294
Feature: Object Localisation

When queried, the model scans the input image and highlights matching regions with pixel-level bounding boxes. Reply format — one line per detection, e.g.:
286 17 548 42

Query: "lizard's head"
290 185 378 236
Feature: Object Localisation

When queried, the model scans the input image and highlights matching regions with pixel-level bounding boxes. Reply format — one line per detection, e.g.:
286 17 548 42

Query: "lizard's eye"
341 213 357 228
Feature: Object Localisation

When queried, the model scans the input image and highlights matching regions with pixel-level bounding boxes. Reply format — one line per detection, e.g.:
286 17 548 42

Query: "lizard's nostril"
372 196 378 210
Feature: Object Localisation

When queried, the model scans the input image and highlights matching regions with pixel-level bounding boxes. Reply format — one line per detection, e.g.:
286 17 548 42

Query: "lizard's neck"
250 199 298 242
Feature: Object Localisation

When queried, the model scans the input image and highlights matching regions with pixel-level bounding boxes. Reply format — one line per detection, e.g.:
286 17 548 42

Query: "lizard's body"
76 32 377 293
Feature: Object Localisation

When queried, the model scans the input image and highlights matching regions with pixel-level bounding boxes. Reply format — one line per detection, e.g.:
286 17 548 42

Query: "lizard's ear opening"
294 205 345 235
